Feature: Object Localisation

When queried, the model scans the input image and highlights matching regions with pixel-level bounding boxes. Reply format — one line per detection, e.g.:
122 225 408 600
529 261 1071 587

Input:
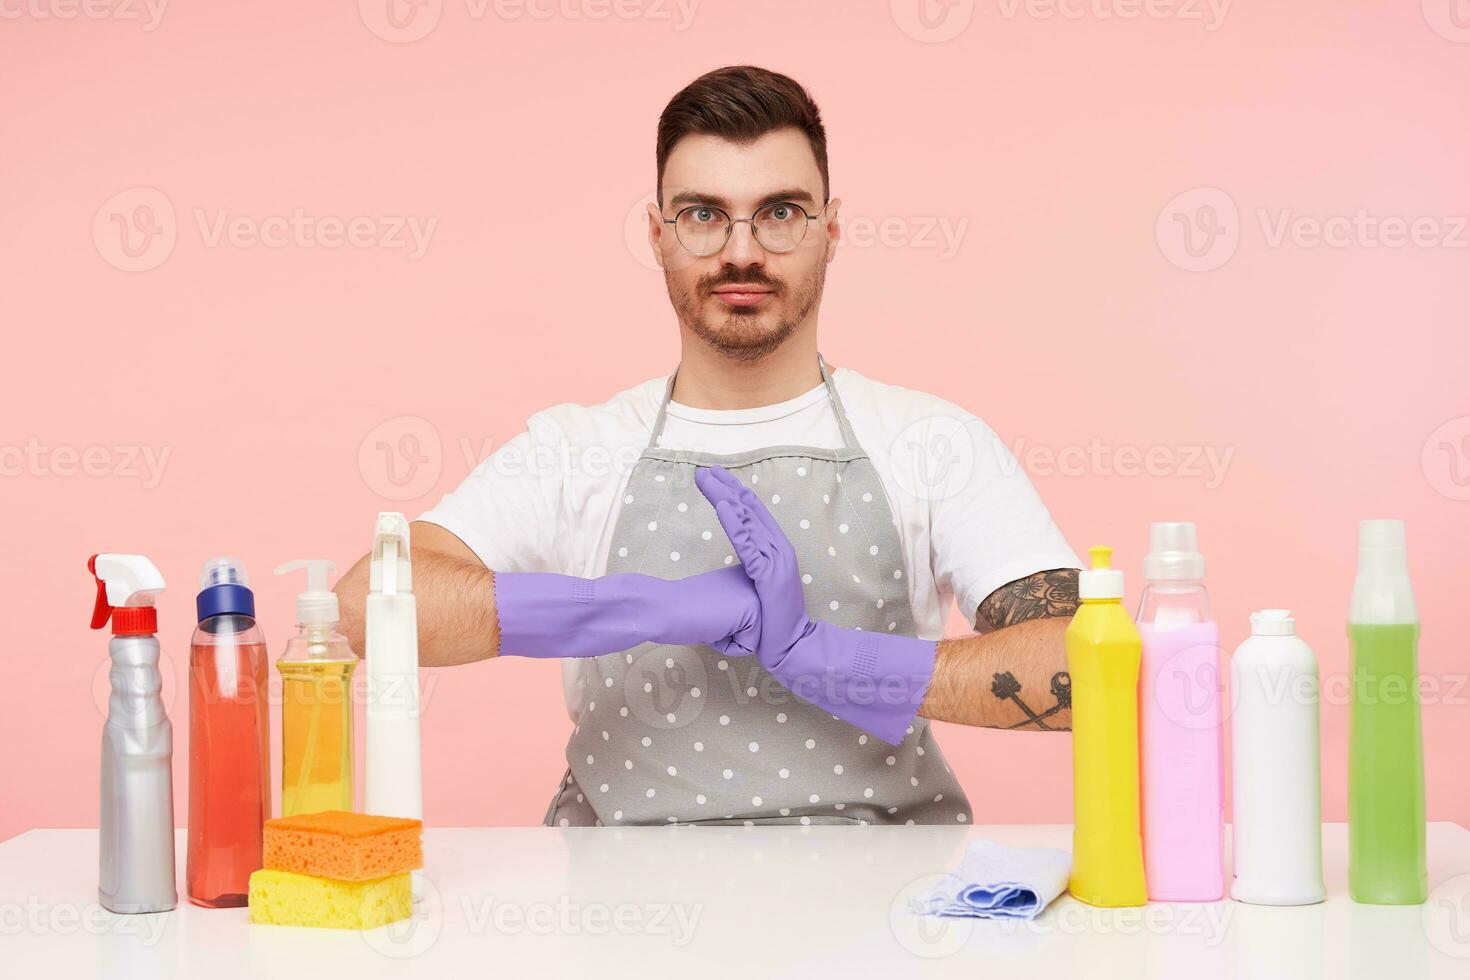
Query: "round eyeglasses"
663 201 827 257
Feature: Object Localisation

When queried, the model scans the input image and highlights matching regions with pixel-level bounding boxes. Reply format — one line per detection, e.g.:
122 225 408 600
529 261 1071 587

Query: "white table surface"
3 823 1470 978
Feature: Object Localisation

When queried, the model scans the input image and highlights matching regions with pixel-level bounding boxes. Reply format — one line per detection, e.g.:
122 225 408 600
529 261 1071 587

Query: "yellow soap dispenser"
274 559 358 817
1066 545 1147 907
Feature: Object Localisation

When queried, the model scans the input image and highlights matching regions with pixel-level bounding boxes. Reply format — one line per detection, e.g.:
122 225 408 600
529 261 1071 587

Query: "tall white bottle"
364 512 425 900
1229 609 1325 905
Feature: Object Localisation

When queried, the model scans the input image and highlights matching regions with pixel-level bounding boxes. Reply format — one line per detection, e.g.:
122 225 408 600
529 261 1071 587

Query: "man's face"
650 127 840 361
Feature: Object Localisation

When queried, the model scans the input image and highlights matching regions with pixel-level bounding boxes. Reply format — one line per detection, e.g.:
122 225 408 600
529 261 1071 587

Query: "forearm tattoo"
993 671 1072 730
977 568 1079 730
977 568 1080 629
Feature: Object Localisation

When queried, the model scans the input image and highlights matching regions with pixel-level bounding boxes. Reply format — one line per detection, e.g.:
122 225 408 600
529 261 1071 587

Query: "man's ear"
823 197 842 264
646 201 666 271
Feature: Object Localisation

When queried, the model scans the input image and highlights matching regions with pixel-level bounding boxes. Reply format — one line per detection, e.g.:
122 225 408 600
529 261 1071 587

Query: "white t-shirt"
419 367 1081 718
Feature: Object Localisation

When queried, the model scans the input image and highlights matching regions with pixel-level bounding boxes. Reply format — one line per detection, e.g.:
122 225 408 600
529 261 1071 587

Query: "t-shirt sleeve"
927 414 1082 628
415 428 564 573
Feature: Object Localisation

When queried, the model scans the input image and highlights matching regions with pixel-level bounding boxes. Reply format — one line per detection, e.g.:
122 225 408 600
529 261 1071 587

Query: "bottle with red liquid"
186 558 270 908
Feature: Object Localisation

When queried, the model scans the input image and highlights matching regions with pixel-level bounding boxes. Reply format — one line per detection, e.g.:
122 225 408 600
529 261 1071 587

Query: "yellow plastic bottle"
274 560 357 817
1066 545 1147 907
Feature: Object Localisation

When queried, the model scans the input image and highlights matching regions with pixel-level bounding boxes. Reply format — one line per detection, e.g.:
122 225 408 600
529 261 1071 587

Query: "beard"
666 260 825 363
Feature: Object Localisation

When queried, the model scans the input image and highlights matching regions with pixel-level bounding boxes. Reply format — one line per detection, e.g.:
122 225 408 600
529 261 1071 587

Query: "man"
337 65 1081 827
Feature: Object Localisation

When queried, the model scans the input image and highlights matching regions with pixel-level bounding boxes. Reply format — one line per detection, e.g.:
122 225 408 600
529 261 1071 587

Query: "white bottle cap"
1357 518 1409 576
1143 521 1205 581
274 559 339 625
1078 545 1125 600
1249 609 1296 636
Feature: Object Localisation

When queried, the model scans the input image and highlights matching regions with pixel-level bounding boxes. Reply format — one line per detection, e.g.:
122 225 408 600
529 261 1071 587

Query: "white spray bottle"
89 553 177 914
365 513 425 900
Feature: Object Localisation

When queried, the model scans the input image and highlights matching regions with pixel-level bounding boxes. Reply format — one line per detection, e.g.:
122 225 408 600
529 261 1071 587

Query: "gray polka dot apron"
544 357 972 827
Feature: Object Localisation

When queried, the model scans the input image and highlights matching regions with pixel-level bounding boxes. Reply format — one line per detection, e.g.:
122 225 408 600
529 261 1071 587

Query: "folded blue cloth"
909 838 1072 920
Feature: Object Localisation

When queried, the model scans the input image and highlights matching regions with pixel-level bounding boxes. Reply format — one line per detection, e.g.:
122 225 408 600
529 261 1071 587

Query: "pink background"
3 2 1468 843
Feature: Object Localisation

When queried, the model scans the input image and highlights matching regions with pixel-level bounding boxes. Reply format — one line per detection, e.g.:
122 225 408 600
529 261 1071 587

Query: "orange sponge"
263 810 422 882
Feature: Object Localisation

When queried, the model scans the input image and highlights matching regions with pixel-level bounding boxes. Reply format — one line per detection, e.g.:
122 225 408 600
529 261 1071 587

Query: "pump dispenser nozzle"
370 513 413 596
274 559 339 626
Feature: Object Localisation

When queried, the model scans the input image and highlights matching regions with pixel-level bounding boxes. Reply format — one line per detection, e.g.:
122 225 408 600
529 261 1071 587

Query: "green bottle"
1347 519 1426 905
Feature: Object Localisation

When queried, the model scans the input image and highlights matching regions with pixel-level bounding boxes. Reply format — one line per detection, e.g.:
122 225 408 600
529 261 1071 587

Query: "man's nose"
719 218 766 268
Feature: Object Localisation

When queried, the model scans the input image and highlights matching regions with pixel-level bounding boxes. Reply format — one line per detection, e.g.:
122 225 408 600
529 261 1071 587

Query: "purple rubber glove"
494 564 761 660
694 465 936 745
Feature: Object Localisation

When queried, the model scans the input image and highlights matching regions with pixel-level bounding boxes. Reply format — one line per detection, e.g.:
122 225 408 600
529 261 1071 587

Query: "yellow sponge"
248 868 411 930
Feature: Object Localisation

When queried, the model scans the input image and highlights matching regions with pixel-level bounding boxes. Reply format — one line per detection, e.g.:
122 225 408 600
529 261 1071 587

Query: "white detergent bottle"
89 553 178 914
1230 609 1325 905
365 513 425 901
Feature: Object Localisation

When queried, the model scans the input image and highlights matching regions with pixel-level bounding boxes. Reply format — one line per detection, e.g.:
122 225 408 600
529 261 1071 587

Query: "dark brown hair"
656 65 828 207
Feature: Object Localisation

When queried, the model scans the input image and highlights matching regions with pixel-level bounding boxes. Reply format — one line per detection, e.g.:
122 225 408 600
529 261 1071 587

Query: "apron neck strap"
646 353 859 452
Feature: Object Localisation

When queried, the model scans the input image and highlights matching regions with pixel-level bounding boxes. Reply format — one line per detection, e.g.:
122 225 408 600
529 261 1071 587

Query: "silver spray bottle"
89 553 178 913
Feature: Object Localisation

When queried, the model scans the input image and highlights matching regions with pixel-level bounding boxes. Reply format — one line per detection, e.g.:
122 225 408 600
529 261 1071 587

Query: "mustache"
700 270 783 294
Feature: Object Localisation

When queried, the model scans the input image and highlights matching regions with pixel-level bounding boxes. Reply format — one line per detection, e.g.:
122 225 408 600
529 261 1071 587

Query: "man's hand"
695 465 937 745
493 565 762 660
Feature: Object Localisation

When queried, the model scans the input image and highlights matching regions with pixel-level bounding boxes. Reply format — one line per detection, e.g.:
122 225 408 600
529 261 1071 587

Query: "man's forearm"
919 618 1072 730
337 546 501 668
917 567 1079 730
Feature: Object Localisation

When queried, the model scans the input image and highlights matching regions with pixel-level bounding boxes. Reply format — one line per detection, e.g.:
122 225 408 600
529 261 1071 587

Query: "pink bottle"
1135 522 1225 901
